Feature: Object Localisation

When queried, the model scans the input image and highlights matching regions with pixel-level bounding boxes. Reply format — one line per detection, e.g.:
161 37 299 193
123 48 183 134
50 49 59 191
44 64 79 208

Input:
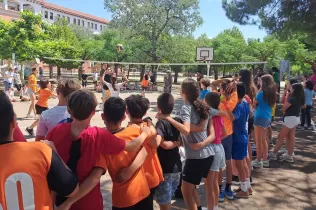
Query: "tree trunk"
222 66 226 77
214 67 219 80
57 66 61 80
140 65 145 82
127 65 130 79
49 65 53 79
174 71 179 84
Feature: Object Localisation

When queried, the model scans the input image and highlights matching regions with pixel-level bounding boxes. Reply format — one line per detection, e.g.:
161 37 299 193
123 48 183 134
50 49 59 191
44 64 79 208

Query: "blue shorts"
155 173 181 205
221 135 233 160
232 141 248 160
254 117 271 128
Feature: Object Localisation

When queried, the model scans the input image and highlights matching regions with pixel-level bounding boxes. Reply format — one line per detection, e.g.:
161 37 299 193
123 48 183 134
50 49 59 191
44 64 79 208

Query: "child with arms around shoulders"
270 83 305 163
226 83 252 198
154 93 182 210
199 78 211 100
157 78 216 210
44 90 151 210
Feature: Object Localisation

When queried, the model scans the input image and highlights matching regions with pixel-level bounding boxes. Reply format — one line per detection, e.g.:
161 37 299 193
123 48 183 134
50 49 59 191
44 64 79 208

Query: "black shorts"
35 104 48 115
182 156 214 185
15 84 22 91
82 81 87 87
112 194 153 210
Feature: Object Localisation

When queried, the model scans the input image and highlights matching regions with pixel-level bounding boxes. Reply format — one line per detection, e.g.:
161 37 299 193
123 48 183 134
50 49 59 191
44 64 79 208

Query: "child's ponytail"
193 99 209 120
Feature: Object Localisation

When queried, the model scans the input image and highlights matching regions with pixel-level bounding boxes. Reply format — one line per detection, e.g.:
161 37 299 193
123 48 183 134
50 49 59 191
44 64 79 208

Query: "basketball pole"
207 61 210 78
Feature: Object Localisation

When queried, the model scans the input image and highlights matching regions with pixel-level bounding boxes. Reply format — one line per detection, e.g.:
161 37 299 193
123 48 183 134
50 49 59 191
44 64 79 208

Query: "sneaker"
225 185 234 200
248 187 253 195
232 175 240 185
234 189 249 198
278 147 287 154
25 114 34 119
307 126 313 130
219 189 225 202
269 152 277 161
269 140 274 146
263 160 270 168
251 159 263 168
279 153 294 163
25 127 34 136
296 125 304 130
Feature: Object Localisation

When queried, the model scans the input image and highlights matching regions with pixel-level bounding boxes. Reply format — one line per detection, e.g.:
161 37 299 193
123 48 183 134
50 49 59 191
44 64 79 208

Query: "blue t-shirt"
199 89 210 100
304 88 316 106
233 101 250 143
254 91 272 119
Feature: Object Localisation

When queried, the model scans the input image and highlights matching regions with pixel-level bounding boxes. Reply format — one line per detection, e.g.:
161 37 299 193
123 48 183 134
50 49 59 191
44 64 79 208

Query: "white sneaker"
26 114 34 119
263 160 270 168
99 103 104 111
269 152 277 161
252 160 263 168
279 153 294 163
278 147 287 154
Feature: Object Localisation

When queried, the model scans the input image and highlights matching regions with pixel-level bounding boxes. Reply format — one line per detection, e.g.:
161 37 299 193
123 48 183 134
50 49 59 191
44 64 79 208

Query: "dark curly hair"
220 79 235 95
181 78 209 120
125 94 150 119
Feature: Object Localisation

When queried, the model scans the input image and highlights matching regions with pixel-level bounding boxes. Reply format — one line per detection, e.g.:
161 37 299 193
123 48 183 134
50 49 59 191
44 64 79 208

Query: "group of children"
1 65 314 210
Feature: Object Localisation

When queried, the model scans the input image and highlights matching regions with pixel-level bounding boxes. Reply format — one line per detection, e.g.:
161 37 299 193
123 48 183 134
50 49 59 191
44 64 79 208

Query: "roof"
40 1 109 24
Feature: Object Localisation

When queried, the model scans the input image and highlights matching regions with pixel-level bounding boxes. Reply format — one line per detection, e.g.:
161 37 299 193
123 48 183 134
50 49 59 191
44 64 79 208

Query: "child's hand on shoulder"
141 125 150 136
55 200 72 210
189 142 204 151
156 113 168 120
41 140 57 151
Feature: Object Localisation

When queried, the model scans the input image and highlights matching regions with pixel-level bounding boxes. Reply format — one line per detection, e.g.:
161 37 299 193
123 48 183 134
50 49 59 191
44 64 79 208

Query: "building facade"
0 0 109 34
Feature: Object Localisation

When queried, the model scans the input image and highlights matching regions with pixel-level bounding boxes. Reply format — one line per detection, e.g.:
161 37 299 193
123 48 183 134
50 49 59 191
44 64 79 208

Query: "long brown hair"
111 76 117 91
261 74 276 107
181 78 209 120
239 69 258 101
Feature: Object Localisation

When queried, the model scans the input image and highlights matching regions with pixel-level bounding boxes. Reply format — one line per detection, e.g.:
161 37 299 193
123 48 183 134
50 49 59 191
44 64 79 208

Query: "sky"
47 0 267 40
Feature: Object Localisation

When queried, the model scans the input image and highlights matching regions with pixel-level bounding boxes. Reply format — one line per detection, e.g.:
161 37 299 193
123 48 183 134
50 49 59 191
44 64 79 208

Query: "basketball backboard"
196 47 214 61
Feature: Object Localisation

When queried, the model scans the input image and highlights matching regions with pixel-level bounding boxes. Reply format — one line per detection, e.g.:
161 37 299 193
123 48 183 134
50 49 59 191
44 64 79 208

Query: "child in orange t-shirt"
26 80 56 136
95 97 153 210
125 95 163 200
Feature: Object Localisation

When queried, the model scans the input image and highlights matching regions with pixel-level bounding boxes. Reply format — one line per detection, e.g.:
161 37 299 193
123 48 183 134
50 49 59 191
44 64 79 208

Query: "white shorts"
27 88 34 95
284 116 300 129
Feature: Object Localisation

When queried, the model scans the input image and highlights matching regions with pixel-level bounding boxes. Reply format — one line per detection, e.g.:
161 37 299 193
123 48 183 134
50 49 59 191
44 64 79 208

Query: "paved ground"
14 88 316 210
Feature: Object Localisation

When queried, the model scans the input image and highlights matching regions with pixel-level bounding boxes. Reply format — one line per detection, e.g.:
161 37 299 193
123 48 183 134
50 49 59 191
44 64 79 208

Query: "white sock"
213 206 218 210
241 181 247 192
246 178 251 189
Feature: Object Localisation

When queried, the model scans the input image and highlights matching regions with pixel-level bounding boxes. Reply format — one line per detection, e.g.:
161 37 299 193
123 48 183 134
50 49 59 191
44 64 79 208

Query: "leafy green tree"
159 35 196 83
104 0 203 76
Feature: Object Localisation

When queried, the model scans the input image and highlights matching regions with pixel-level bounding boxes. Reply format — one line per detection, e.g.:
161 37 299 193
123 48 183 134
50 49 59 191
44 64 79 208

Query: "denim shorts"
210 144 226 172
221 135 233 160
254 117 271 128
155 173 181 205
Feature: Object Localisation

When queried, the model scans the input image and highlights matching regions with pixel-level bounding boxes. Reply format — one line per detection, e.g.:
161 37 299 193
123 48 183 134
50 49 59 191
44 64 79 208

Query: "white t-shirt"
36 106 70 137
104 81 123 97
13 73 22 85
4 71 14 83
93 73 98 81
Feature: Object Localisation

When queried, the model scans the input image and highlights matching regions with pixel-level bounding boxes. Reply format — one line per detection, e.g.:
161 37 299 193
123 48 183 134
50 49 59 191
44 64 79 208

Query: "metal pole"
207 61 210 78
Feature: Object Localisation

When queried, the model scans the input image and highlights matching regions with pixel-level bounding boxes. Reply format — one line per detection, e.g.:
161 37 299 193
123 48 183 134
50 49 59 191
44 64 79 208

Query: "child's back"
97 126 150 209
156 118 182 174
233 101 250 143
304 88 315 106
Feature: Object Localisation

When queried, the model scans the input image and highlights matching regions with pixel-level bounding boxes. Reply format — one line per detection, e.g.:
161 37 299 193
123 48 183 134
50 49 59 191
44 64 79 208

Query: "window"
100 25 102 31
73 18 76 24
44 11 48 19
95 24 97 30
57 14 61 17
91 23 93 29
82 20 84 27
67 17 70 23
88 22 90 28
78 19 80 25
50 12 53 20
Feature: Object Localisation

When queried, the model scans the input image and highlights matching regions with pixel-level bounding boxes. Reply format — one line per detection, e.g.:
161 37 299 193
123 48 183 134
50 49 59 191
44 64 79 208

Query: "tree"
159 35 196 83
104 0 203 77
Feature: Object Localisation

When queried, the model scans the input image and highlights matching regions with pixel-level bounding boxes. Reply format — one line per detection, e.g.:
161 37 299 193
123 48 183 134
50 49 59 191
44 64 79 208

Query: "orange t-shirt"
141 75 150 87
36 88 53 108
28 74 37 92
0 142 54 210
218 91 238 135
96 126 150 208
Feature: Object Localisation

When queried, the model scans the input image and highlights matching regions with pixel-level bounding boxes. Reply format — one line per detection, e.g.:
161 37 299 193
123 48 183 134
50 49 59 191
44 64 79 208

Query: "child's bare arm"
124 126 150 152
160 137 181 150
56 168 105 210
115 147 148 183
221 126 228 140
145 119 159 148
190 119 216 151
190 119 207 132
226 108 235 121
